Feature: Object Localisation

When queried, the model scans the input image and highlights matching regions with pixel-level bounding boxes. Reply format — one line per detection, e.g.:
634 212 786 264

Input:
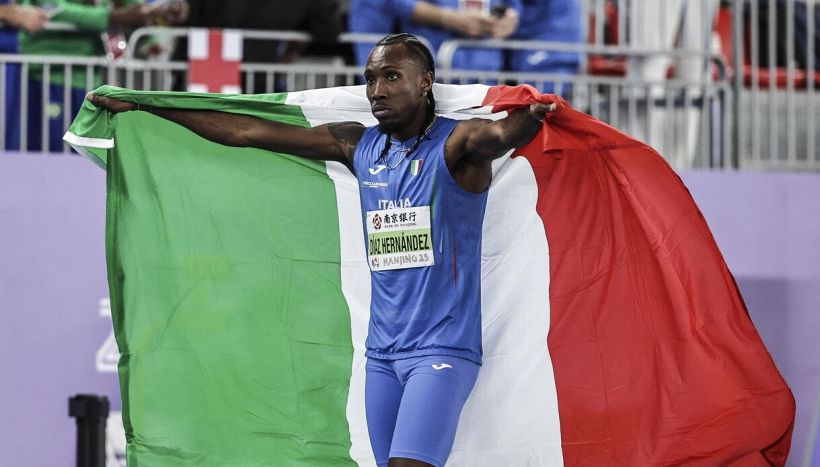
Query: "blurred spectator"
627 0 720 167
402 0 520 74
0 2 47 150
627 1 719 86
182 0 342 92
17 0 188 151
348 0 520 74
508 0 582 95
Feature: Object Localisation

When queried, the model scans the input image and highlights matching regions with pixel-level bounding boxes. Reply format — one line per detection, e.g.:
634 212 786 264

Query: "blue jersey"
353 117 488 364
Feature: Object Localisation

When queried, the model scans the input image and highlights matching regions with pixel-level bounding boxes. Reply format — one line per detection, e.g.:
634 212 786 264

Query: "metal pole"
732 0 745 168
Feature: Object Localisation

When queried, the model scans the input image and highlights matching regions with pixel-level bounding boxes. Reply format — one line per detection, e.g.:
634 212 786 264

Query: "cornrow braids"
375 33 438 164
376 33 436 78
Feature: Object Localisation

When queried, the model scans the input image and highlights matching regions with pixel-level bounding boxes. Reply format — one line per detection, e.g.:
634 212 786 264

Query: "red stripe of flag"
482 85 795 465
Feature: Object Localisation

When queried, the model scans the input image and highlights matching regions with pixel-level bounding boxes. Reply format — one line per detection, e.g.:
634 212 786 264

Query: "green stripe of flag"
98 93 356 465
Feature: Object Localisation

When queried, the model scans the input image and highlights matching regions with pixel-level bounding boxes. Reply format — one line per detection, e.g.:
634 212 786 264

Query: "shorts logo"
431 363 452 370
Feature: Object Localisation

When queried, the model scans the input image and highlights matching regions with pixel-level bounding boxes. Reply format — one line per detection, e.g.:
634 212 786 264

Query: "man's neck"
391 102 430 141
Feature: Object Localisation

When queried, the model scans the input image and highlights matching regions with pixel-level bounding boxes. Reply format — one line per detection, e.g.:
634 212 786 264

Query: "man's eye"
364 76 374 84
387 73 398 80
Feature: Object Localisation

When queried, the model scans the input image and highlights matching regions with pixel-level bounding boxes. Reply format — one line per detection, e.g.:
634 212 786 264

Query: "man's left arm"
459 102 554 162
445 102 554 193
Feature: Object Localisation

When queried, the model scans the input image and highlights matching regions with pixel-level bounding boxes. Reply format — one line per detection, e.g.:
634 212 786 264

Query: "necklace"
381 116 437 170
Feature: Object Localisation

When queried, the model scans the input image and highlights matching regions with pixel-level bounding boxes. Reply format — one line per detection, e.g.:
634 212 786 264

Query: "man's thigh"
366 358 404 466
389 356 480 467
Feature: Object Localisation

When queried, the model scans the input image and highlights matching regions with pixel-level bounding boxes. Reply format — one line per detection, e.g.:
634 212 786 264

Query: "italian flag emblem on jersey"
64 84 794 466
410 159 423 176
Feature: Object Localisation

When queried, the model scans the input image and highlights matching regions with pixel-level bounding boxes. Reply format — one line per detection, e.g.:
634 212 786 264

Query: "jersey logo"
432 363 452 370
368 164 387 175
410 159 423 176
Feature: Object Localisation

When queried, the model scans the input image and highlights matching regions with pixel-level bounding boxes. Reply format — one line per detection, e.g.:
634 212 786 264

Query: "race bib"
366 206 435 271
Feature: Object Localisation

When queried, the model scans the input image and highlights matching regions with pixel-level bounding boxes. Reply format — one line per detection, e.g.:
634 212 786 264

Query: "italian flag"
65 84 795 466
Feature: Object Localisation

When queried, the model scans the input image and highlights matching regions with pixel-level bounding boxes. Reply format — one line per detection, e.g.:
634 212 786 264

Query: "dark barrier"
69 395 109 467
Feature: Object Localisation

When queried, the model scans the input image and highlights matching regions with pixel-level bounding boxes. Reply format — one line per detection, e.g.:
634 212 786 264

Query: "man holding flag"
79 26 794 467
89 33 554 467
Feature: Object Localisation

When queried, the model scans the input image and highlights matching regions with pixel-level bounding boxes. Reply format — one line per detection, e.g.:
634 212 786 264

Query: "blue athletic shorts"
365 355 480 467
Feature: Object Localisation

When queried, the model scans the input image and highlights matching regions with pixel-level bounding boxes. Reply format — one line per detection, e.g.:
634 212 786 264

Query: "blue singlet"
353 117 489 364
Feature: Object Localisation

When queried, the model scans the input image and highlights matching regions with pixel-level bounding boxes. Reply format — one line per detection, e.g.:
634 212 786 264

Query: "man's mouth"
371 105 390 118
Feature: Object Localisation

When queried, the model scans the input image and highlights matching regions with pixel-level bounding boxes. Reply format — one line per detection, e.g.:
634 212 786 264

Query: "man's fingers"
527 102 558 123
85 92 108 108
532 103 557 113
85 93 136 113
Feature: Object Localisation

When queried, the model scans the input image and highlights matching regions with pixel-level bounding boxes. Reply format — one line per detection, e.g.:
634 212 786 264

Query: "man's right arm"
87 94 364 169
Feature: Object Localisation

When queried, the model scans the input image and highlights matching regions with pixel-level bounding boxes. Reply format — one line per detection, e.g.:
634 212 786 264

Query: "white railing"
579 0 818 170
0 41 731 168
434 36 731 168
0 53 111 152
1 1 817 170
730 0 817 170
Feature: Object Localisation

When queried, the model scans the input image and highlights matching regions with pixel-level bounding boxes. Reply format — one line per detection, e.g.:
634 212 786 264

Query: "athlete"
89 33 553 467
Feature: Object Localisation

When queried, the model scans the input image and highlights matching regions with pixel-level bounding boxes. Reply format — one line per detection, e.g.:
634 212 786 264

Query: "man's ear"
421 71 434 94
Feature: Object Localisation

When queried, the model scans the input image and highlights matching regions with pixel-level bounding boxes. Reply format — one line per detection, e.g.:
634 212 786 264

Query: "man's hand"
109 0 189 28
150 0 189 26
492 8 519 39
441 8 495 37
109 4 153 28
86 93 136 113
0 5 48 33
527 102 555 123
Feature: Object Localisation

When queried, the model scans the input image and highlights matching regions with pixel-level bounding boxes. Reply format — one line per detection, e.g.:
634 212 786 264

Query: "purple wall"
1 153 817 466
681 170 820 467
0 152 117 466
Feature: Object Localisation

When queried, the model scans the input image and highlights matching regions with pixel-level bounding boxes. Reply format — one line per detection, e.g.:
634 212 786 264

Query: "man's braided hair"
375 33 437 160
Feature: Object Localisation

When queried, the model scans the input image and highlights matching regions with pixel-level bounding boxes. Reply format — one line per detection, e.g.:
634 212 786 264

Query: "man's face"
364 44 432 135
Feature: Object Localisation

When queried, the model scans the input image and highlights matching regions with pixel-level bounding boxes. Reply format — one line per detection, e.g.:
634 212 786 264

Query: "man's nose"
370 79 387 99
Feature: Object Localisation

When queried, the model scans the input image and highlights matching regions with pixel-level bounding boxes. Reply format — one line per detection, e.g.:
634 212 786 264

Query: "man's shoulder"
349 123 382 153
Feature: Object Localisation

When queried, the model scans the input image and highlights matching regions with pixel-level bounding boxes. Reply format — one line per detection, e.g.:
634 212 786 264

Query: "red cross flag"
187 28 243 94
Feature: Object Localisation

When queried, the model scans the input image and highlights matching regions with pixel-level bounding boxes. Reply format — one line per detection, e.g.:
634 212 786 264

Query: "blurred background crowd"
0 0 817 165
0 0 820 170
